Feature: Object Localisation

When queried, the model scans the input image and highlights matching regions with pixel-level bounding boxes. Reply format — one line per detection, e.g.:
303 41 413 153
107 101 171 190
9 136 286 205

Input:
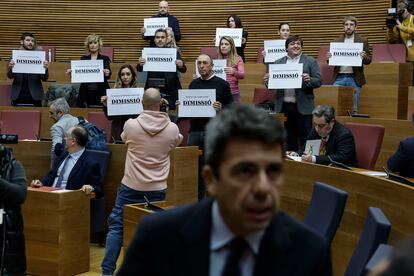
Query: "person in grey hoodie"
101 88 182 276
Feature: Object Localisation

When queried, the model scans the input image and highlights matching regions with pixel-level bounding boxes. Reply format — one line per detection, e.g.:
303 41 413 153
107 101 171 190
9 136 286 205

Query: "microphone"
328 155 352 170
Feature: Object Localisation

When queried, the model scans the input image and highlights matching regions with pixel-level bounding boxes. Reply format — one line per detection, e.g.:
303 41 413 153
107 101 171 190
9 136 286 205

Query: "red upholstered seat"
101 47 114 62
39 45 56 62
372 44 406 63
0 84 12 106
87 112 112 142
344 122 385 170
0 110 41 140
252 87 276 104
256 47 264 63
317 45 329 63
176 118 191 146
319 62 334 85
200 47 218 59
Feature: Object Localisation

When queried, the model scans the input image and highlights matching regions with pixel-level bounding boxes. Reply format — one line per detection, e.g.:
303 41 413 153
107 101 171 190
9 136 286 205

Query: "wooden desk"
282 160 414 276
22 188 90 276
315 86 354 116
365 63 412 86
408 86 414 120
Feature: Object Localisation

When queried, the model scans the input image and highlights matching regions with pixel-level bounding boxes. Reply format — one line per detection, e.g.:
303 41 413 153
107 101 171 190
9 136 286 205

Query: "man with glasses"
264 35 322 152
300 105 357 167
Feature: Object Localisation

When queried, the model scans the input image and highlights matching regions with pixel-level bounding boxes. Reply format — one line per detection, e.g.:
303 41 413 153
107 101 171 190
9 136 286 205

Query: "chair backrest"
318 62 334 85
344 122 385 170
256 47 264 63
101 46 114 62
86 149 111 183
200 47 218 59
39 45 56 62
303 182 348 244
365 244 393 274
176 118 191 146
0 84 12 106
252 87 277 104
372 44 406 63
0 110 41 140
345 207 391 276
87 112 112 143
317 45 330 63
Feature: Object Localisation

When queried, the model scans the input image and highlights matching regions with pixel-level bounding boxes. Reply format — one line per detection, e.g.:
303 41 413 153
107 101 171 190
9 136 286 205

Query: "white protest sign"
268 63 303 89
71 60 104 83
264 40 286 63
106 88 144 116
195 59 227 81
142 47 177 72
328 42 363 67
12 50 45 74
215 28 243 47
143 17 169 36
305 139 321 155
178 89 216 118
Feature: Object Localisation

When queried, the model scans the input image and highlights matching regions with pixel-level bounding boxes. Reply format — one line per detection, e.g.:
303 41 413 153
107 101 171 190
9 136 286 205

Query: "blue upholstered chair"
365 244 393 274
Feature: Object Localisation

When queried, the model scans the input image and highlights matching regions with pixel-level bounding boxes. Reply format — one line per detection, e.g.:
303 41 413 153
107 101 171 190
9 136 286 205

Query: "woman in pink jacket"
217 36 245 103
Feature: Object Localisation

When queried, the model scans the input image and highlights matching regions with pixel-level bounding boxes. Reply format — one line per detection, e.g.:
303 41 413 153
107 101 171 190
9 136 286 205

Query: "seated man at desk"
30 126 102 197
387 136 414 178
300 105 357 167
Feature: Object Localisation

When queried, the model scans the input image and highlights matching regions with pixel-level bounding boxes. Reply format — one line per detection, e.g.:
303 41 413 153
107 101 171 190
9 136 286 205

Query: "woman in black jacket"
0 148 27 275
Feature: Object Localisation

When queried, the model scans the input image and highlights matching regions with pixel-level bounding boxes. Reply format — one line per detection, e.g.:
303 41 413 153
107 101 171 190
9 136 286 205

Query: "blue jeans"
333 74 361 112
101 183 166 274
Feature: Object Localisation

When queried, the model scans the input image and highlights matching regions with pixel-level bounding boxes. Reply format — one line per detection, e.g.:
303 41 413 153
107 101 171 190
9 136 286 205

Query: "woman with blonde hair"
75 34 111 107
101 64 139 142
217 36 244 103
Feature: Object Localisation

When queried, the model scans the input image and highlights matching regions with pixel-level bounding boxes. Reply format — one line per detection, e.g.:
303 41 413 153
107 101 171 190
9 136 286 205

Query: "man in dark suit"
264 35 322 152
387 136 414 178
7 32 49 107
300 105 357 167
30 125 103 198
118 105 332 276
328 16 371 114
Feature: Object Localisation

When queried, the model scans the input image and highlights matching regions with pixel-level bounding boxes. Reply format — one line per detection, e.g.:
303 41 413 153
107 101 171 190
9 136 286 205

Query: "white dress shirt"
283 54 302 103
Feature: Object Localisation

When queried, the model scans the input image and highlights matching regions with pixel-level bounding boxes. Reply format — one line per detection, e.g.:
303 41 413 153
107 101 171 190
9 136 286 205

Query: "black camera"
386 8 404 28
0 134 18 173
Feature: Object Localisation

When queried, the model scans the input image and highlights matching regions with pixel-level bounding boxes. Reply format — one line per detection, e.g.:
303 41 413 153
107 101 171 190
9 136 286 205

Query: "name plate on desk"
178 89 216 118
268 63 303 89
144 17 168 36
107 88 144 116
71 59 104 83
142 48 177 72
329 42 363 67
12 50 45 74
215 28 243 47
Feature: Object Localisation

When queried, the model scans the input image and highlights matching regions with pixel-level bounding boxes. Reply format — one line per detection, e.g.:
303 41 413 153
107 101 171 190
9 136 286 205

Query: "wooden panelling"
0 0 391 63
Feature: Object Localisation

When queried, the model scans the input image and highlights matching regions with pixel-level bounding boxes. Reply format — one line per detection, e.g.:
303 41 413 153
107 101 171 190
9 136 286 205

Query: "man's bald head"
143 88 162 110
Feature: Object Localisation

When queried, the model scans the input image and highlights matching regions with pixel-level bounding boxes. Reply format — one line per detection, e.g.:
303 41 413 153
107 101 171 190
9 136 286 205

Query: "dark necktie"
319 137 328 156
221 237 248 276
55 155 71 188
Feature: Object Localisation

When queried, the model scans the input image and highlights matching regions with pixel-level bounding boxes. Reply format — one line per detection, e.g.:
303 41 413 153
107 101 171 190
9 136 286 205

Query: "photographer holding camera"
0 145 27 275
387 0 414 63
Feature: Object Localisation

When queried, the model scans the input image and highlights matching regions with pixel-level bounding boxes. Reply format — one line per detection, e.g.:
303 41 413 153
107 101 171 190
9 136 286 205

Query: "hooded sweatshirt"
121 110 183 191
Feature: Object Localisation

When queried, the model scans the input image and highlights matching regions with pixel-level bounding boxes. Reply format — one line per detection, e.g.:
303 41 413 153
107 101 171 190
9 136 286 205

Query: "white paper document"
264 40 286 63
328 42 363 67
215 28 243 47
12 50 45 74
195 59 227 81
71 60 104 83
178 89 216 118
268 63 303 89
143 17 169 36
106 88 144 116
305 139 321 155
142 48 177 72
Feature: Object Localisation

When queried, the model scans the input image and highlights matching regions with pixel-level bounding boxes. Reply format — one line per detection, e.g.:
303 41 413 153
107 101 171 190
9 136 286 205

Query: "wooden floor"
76 244 124 276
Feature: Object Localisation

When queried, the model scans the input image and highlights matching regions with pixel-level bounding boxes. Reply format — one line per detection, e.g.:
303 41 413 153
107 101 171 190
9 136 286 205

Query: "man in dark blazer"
137 28 186 110
264 35 322 152
118 105 332 276
387 136 414 178
7 32 49 107
328 16 371 114
30 125 103 198
300 105 357 167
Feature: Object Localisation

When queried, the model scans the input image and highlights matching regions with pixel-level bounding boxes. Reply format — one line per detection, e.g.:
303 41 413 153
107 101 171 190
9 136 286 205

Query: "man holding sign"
264 35 321 152
7 32 49 106
328 16 371 114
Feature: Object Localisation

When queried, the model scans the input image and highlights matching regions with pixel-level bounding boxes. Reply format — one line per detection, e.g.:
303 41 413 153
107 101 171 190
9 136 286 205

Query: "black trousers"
281 102 312 152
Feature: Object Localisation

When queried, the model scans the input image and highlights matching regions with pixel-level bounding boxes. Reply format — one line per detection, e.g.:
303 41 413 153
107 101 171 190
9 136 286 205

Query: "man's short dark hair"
205 104 285 177
20 32 35 41
285 35 303 49
154 28 167 37
70 126 88 147
312 105 336 123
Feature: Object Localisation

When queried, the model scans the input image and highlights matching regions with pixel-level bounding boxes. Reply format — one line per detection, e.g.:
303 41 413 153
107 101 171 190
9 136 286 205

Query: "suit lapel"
67 150 86 184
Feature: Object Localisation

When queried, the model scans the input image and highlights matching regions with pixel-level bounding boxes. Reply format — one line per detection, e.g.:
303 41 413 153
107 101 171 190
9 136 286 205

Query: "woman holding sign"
75 34 111 107
218 36 245 103
101 64 138 142
227 14 248 62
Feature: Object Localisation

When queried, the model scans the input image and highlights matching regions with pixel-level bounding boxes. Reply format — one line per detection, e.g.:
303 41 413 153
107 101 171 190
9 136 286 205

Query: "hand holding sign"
328 42 363 67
